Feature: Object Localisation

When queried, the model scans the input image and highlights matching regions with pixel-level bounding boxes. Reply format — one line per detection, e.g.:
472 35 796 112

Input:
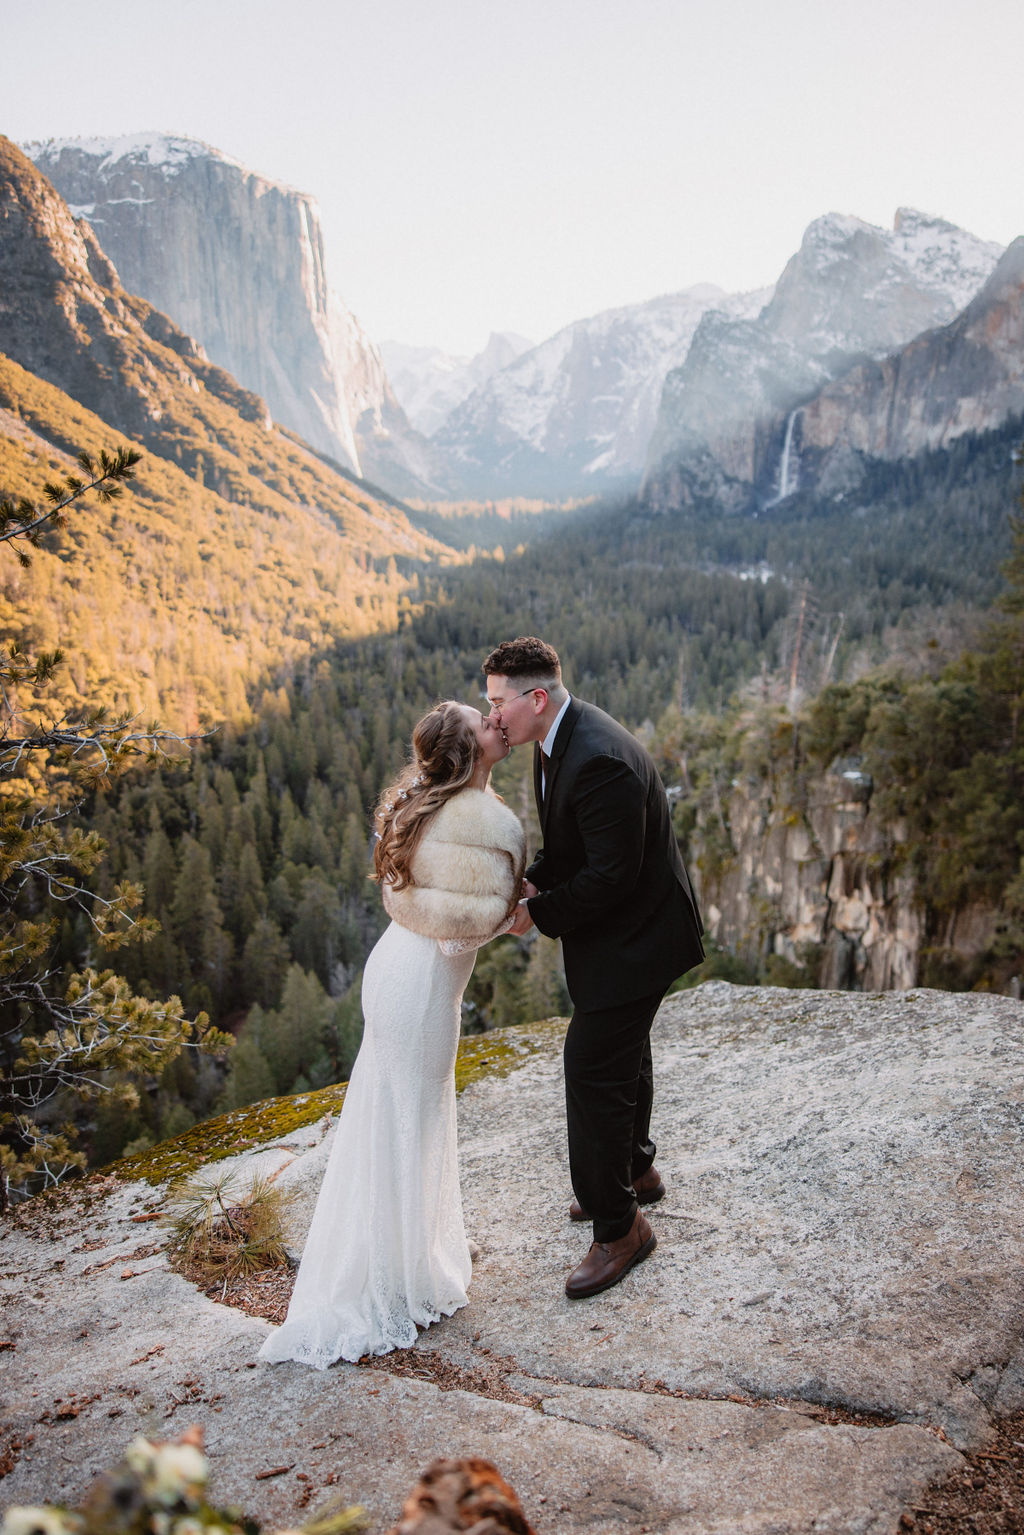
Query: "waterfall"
766 409 800 506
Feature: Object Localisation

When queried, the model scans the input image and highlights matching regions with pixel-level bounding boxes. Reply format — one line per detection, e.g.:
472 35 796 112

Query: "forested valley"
65 413 1024 1165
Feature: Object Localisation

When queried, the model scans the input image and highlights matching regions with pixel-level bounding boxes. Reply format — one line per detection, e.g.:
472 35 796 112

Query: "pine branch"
0 446 141 561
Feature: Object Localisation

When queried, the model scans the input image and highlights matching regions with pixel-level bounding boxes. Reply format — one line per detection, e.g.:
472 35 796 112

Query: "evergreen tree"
245 964 332 1095
0 448 228 1207
218 1035 276 1111
239 915 291 1009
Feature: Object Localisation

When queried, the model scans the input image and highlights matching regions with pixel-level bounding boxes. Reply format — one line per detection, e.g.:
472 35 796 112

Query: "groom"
483 637 704 1299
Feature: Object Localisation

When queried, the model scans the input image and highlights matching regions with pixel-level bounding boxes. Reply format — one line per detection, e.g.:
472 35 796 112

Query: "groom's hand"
522 880 539 899
510 898 535 936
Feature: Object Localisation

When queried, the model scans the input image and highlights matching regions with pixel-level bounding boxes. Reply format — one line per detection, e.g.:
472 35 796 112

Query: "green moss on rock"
105 1016 569 1191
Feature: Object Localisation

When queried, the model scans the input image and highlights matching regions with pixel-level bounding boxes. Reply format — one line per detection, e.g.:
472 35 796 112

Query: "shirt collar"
542 694 572 758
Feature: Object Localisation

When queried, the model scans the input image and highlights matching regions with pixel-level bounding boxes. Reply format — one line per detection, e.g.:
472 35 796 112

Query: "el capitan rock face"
642 209 1006 511
25 134 441 498
0 135 268 446
0 134 442 569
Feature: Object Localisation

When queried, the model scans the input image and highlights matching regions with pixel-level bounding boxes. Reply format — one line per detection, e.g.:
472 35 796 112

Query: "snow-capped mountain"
382 332 533 437
792 236 1024 493
25 134 441 498
643 209 1005 510
432 285 772 498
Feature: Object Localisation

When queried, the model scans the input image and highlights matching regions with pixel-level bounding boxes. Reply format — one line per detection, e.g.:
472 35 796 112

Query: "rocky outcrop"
643 209 1005 510
432 285 770 498
695 758 1004 991
793 237 1024 491
25 134 441 498
5 985 1024 1531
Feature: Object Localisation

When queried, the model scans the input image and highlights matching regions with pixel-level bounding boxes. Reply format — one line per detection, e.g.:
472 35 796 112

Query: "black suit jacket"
525 697 704 1011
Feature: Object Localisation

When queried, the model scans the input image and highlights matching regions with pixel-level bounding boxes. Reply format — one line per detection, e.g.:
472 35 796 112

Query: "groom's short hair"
483 636 562 691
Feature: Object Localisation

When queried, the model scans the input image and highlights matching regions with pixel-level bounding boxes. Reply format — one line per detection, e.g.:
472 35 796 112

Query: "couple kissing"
259 636 704 1370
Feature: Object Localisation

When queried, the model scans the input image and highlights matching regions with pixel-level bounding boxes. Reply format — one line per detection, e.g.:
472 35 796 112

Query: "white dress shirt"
540 694 572 794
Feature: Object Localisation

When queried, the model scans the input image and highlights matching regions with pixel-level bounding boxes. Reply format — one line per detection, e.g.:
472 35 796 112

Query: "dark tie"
541 749 551 797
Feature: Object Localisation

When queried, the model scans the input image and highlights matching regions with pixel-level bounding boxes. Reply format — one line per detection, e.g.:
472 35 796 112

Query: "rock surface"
3 982 1023 1533
693 761 1006 993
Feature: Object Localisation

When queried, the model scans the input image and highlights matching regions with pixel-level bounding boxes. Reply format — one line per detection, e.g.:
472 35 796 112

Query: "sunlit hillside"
0 354 458 734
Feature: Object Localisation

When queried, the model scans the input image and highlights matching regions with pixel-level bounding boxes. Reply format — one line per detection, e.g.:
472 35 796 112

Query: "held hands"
509 879 538 936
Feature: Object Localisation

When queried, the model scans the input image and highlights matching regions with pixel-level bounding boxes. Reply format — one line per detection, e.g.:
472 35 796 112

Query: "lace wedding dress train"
258 921 476 1369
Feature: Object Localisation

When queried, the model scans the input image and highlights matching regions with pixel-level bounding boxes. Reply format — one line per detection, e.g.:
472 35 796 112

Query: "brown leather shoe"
565 1211 656 1299
569 1165 666 1222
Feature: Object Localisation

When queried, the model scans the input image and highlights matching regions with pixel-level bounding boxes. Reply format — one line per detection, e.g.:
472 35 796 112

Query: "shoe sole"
564 1232 657 1300
569 1183 666 1222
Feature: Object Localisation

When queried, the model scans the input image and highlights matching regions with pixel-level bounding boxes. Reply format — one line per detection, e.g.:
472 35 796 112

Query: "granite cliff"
788 237 1024 499
0 135 448 729
691 754 1014 996
25 134 440 498
642 209 1006 512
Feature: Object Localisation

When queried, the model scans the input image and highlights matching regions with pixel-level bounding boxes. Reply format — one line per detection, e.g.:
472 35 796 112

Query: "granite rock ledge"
2 982 1022 1533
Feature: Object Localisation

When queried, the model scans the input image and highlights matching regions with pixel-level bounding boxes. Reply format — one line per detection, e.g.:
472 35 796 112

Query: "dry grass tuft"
162 1168 294 1286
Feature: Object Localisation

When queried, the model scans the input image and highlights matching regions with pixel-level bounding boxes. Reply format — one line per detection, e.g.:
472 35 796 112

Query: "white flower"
1 1508 77 1535
149 1444 207 1507
124 1435 158 1475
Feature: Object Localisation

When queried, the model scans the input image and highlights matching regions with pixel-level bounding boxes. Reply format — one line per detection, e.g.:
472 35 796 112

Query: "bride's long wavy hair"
372 701 481 890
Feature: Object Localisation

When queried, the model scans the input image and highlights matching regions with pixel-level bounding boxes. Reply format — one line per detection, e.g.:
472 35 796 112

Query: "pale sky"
5 0 1023 355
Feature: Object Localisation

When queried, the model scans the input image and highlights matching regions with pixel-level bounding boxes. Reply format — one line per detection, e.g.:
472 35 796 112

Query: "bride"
258 700 525 1369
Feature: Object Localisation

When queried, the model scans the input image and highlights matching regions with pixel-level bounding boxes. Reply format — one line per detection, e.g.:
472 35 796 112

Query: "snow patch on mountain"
433 284 772 496
24 133 246 179
382 331 533 437
643 208 1006 506
889 207 1005 312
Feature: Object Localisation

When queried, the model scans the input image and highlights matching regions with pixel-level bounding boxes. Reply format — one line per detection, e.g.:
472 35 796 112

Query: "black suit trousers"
563 987 665 1243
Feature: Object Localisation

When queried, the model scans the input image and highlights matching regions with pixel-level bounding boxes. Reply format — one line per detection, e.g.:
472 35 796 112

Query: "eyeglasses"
485 686 545 717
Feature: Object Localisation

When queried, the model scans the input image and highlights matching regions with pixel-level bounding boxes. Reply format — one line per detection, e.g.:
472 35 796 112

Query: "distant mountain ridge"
382 332 533 437
17 134 1018 509
791 236 1024 497
431 284 772 498
642 209 1007 511
24 133 442 498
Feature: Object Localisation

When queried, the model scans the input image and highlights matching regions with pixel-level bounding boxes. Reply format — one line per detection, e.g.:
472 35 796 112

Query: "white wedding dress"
258 921 476 1369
